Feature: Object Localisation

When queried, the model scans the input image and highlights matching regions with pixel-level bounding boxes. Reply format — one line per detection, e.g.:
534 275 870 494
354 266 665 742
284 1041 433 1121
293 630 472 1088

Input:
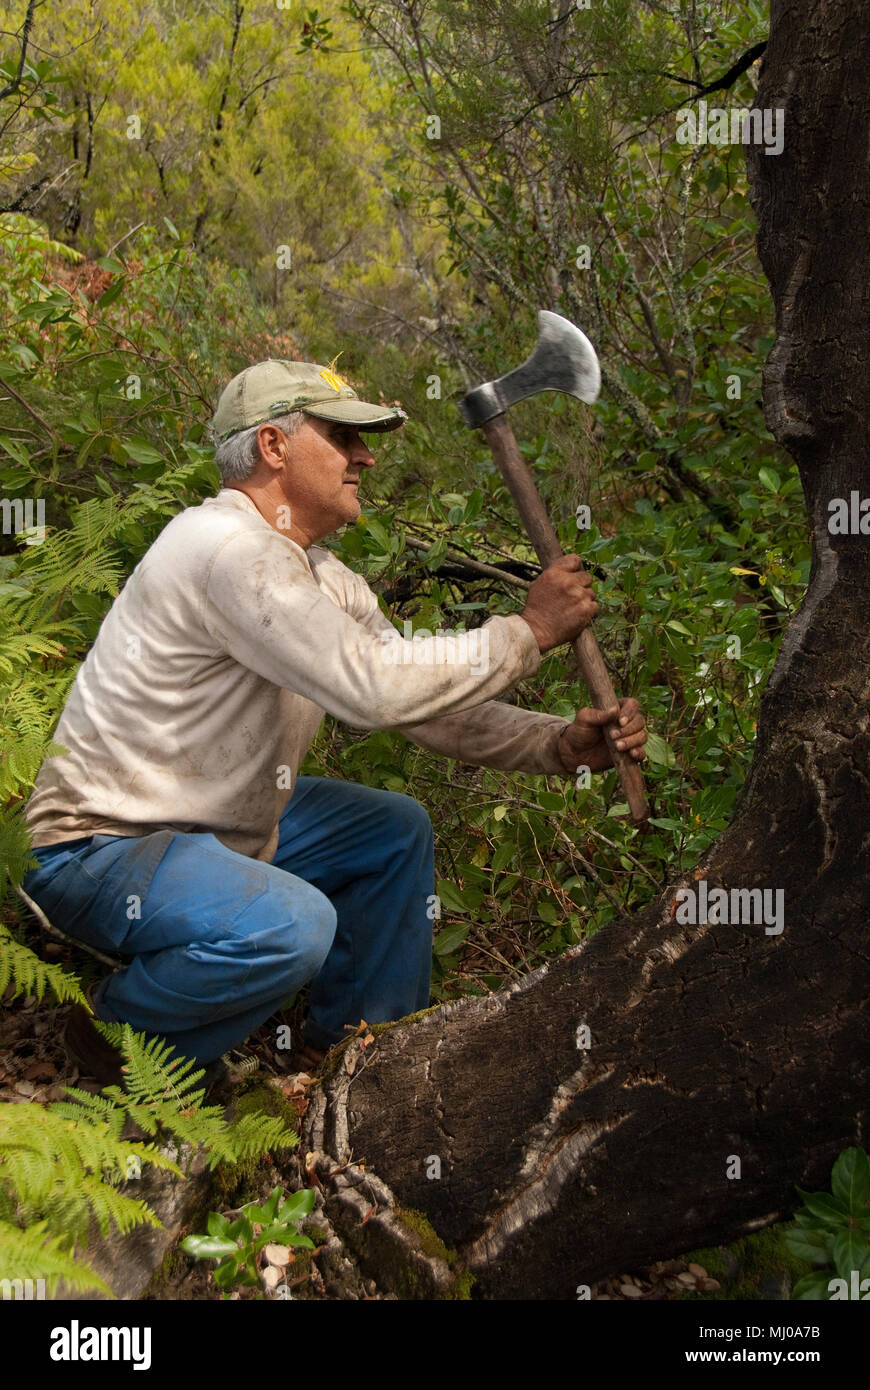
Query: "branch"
0 0 39 103
675 40 768 101
405 542 532 589
0 370 55 435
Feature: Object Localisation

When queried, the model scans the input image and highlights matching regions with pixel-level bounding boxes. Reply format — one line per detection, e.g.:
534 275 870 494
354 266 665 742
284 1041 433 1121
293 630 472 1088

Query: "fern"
90 1024 300 1172
0 924 85 1005
0 1021 299 1297
0 1100 176 1237
0 1220 109 1298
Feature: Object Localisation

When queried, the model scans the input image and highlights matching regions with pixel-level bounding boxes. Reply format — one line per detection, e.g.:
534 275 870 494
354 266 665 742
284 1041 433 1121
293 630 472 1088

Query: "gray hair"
211 410 306 484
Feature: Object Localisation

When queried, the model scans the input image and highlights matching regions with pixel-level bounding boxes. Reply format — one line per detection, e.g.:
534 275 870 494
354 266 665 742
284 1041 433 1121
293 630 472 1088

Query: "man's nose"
352 437 376 466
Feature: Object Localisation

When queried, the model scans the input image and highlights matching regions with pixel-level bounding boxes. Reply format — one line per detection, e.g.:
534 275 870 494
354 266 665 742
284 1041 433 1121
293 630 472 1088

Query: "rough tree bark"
302 0 870 1300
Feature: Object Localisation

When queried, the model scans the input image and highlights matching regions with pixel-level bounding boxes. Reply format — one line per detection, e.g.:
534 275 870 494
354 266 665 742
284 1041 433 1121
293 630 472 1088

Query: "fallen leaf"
24 1060 57 1081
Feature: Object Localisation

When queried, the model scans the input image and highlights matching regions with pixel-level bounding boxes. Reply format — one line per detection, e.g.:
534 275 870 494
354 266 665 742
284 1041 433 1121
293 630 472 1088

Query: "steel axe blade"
458 310 601 428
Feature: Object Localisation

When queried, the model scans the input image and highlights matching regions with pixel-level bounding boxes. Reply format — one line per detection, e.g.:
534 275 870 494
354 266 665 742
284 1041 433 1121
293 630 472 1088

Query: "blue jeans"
22 777 435 1065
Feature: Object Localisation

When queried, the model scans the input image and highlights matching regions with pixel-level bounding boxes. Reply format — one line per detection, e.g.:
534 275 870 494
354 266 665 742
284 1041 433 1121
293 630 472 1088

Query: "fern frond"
222 1111 300 1165
37 1176 160 1241
0 925 85 1004
0 1220 109 1298
97 1022 210 1107
0 1101 178 1228
93 1026 298 1167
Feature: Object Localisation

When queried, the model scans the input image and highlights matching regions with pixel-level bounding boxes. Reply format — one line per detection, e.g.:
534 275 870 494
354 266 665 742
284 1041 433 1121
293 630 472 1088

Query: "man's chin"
332 497 361 530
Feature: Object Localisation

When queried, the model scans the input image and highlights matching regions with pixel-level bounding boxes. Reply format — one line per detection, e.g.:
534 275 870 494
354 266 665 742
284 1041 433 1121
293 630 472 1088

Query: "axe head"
458 310 601 428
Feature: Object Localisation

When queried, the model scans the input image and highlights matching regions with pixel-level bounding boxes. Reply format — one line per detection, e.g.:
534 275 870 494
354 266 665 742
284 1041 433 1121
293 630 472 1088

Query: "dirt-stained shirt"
25 489 569 860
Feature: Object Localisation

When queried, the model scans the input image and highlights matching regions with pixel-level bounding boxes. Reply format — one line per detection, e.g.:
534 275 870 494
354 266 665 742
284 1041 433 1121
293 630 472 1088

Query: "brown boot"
64 984 228 1095
287 1041 328 1073
64 982 125 1087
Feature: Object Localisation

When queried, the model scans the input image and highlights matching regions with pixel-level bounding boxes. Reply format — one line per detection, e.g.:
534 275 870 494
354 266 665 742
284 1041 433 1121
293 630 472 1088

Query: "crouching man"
23 359 646 1085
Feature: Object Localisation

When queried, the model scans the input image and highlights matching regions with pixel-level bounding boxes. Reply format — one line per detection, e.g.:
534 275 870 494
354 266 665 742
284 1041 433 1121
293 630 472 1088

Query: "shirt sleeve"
400 701 571 775
347 569 571 774
201 528 543 730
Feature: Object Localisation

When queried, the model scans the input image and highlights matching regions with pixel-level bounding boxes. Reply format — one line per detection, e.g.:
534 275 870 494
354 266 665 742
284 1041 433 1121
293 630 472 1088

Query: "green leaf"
832 1228 870 1282
791 1271 835 1301
758 466 780 493
783 1225 834 1265
792 1209 834 1232
122 439 164 464
831 1146 870 1212
181 1235 239 1260
207 1212 229 1237
283 1231 315 1248
276 1188 316 1221
435 879 473 913
666 620 692 636
212 1259 240 1289
795 1189 850 1228
490 839 515 875
97 279 125 309
643 730 675 767
254 1186 283 1223
365 518 390 549
433 923 469 957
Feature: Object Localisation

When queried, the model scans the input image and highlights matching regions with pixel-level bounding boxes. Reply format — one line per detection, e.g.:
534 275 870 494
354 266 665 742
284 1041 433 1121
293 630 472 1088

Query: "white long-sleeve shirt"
25 489 569 860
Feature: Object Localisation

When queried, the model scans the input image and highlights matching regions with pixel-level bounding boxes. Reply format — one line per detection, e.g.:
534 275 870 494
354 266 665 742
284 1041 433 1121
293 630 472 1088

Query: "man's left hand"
557 698 647 776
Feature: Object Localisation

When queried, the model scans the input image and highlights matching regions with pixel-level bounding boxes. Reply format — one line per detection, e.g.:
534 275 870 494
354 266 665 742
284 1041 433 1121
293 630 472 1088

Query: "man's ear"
257 424 288 472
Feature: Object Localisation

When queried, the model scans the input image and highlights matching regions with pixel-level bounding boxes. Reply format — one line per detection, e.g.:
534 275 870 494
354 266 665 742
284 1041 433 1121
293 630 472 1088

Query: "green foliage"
785 1148 870 1300
0 1021 298 1296
64 1023 300 1173
0 922 85 1004
0 1219 109 1297
182 1185 316 1295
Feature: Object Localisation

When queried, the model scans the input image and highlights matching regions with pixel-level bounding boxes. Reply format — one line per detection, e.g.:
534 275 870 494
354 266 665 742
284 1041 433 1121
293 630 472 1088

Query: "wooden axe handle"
482 414 650 827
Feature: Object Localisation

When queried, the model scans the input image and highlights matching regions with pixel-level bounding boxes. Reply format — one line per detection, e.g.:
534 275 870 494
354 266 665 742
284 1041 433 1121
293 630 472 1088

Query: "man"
23 359 647 1086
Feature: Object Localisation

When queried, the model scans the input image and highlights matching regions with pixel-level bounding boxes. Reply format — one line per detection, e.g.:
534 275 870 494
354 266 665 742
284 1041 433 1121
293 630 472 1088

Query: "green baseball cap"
211 359 407 442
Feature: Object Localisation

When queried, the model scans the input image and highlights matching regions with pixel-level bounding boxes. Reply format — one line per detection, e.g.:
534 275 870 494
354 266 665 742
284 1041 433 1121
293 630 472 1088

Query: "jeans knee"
386 792 433 849
295 889 337 979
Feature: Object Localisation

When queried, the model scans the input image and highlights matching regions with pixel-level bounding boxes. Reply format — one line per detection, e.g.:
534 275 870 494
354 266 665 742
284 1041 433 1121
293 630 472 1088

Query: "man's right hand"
520 555 599 652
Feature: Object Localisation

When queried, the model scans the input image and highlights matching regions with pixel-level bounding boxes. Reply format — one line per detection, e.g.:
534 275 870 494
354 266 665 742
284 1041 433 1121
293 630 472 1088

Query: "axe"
458 310 650 827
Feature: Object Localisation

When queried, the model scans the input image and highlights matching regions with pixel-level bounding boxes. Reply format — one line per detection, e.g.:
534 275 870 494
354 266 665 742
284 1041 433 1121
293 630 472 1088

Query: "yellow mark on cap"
320 359 347 393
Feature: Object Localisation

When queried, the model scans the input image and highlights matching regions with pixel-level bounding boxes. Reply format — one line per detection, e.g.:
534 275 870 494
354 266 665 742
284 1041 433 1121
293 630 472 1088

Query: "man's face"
278 416 376 542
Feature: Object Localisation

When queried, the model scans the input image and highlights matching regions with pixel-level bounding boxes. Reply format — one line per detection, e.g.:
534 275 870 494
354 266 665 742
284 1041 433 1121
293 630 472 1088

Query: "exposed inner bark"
302 0 870 1300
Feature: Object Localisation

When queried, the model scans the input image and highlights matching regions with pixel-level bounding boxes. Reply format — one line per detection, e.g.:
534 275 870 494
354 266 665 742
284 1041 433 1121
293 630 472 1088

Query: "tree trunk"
303 0 870 1300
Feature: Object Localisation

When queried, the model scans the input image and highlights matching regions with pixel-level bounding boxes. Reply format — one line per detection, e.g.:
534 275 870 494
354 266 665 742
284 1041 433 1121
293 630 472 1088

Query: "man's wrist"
556 722 576 773
557 723 611 776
